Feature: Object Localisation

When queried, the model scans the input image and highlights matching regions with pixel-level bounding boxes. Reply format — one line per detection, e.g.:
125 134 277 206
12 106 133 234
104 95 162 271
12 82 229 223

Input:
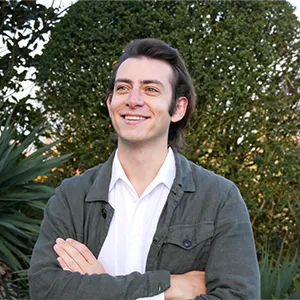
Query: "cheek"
156 104 172 120
109 99 121 114
151 100 169 112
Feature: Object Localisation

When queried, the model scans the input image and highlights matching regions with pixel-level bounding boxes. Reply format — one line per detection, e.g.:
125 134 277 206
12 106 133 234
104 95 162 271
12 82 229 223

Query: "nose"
125 88 144 108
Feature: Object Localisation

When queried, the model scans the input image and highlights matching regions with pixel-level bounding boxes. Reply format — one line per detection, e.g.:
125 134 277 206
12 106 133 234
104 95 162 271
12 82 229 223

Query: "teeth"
125 116 146 120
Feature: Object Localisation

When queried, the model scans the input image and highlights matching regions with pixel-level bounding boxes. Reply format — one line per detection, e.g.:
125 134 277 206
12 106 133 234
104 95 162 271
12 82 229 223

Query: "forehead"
115 57 174 87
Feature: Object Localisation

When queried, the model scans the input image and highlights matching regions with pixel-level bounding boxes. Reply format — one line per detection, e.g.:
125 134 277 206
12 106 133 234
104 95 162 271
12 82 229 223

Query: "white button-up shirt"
98 148 176 299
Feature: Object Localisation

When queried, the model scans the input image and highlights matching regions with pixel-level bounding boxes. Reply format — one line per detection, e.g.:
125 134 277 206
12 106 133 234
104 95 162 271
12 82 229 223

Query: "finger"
63 239 107 275
65 238 97 264
57 257 71 272
56 239 94 271
53 243 84 274
56 238 89 266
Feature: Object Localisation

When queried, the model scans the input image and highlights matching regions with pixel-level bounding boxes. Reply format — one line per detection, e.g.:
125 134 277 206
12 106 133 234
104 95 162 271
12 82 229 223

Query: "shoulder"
171 153 250 229
188 158 247 212
193 161 237 196
177 152 236 198
54 162 109 206
176 152 247 212
57 151 116 204
61 164 103 191
177 154 250 224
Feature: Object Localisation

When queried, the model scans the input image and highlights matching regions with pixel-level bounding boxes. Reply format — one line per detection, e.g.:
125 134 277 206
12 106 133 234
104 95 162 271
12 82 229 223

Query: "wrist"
165 275 183 300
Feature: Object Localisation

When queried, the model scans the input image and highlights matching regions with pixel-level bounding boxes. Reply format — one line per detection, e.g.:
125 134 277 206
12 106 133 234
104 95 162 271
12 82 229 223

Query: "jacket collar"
85 151 116 202
85 147 196 203
172 148 196 193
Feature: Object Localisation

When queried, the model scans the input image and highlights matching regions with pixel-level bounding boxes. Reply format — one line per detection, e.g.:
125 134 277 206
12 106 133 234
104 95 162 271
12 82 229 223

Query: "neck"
117 141 169 197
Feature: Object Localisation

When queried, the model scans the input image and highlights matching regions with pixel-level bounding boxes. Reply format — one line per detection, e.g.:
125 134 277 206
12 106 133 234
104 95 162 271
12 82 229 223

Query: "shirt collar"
109 148 176 193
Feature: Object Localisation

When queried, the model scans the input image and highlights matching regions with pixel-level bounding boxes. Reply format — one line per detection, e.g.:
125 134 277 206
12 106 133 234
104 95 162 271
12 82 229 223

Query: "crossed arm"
28 182 206 300
53 237 206 300
29 177 260 299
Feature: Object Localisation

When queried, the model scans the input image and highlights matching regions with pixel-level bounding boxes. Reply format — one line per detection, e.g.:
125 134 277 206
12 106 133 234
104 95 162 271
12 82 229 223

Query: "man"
29 38 260 299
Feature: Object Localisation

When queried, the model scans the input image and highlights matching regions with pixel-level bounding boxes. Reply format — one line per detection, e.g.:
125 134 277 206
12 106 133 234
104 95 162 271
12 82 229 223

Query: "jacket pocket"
158 222 214 273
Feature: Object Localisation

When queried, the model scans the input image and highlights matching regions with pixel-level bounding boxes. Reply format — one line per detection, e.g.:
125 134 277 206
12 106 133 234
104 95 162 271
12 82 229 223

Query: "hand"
53 238 106 275
165 270 206 300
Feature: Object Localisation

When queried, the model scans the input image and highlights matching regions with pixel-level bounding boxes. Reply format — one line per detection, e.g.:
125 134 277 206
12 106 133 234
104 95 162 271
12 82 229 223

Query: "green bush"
0 0 59 135
260 249 300 299
36 0 299 257
0 107 71 297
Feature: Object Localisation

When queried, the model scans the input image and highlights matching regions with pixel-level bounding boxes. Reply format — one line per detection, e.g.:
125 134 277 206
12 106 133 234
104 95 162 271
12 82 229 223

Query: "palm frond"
0 110 72 272
260 249 300 299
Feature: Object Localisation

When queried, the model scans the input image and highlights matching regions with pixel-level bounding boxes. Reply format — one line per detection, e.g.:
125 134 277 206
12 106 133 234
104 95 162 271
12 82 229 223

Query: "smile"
124 115 147 120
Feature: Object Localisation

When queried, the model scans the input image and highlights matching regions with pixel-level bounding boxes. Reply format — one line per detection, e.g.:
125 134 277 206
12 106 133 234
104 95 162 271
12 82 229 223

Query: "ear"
171 97 188 123
106 94 112 115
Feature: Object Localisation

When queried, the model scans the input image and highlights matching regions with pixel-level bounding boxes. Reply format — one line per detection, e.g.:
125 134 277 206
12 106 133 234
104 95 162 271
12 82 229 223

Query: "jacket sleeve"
28 183 170 300
198 184 260 300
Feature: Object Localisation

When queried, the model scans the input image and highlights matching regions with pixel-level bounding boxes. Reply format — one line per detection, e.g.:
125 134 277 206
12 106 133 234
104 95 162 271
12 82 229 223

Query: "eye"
116 85 129 93
145 87 160 94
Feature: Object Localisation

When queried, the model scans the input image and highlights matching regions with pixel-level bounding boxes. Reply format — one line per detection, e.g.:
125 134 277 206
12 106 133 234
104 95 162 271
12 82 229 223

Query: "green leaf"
0 239 22 270
293 278 300 291
0 110 71 276
0 221 31 239
0 230 28 249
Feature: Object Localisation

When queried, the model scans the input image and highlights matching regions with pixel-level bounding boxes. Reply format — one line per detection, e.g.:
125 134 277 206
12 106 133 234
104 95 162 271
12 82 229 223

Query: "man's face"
107 57 178 148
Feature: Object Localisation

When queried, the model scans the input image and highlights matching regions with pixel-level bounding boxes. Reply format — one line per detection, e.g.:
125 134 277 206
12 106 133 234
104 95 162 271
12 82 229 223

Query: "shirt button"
183 239 192 248
101 208 107 219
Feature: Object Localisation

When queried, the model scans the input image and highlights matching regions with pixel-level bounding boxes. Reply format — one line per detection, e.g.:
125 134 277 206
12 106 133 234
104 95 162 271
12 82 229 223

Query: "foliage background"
36 0 299 257
0 0 299 298
0 1 65 297
0 0 59 134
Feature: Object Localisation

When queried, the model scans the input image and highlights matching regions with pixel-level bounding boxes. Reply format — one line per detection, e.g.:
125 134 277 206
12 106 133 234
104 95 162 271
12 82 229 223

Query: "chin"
119 135 145 144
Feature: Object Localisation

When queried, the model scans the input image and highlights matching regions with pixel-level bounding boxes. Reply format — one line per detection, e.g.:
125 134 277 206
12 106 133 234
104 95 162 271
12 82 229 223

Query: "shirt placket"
145 184 184 271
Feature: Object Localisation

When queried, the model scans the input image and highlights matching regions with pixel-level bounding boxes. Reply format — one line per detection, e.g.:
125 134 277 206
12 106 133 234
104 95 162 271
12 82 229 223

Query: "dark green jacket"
28 151 260 299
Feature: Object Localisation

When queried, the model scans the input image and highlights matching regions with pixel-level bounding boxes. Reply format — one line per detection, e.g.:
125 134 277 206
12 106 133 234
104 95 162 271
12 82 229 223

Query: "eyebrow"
115 78 165 89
